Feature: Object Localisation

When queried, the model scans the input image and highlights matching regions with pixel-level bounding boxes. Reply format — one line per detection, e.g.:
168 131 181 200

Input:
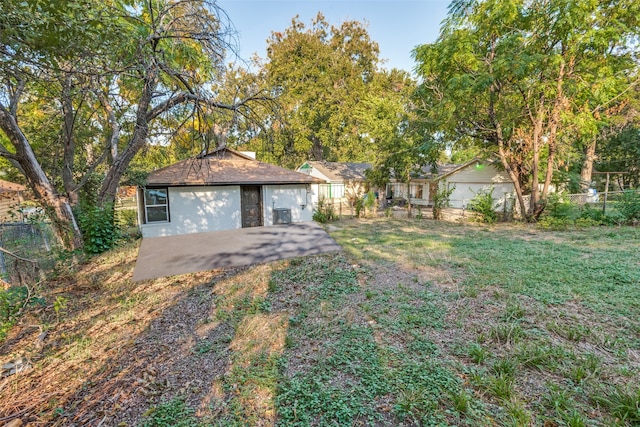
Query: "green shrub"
467 188 497 224
76 203 120 254
364 191 376 216
537 216 572 230
1 286 44 342
354 197 364 218
574 217 601 229
546 193 579 220
116 209 138 228
579 205 605 223
617 190 640 224
385 206 393 218
432 182 455 220
313 198 337 223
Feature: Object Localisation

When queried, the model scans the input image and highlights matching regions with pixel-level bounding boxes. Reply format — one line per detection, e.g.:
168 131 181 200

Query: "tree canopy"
0 0 269 250
413 0 640 219
238 13 384 168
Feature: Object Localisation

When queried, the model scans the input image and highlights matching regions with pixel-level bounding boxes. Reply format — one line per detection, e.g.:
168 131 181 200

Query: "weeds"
593 386 640 424
139 398 197 427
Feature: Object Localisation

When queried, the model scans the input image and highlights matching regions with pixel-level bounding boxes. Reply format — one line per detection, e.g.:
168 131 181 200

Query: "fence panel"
0 222 57 285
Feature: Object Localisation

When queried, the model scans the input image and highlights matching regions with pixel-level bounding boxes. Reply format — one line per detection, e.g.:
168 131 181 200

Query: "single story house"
138 148 324 238
0 180 27 222
296 161 372 202
387 159 515 209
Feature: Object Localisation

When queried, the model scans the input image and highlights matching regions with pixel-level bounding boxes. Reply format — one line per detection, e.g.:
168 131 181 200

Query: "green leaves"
256 13 386 166
413 0 640 219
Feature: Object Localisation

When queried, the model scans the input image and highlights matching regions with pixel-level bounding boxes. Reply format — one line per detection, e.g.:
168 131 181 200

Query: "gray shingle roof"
146 148 324 186
303 161 372 181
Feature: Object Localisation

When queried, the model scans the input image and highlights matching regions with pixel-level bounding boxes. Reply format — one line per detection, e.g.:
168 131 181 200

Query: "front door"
241 186 262 228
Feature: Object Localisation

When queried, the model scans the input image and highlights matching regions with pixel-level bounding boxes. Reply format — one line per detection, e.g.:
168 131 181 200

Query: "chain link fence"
0 222 58 286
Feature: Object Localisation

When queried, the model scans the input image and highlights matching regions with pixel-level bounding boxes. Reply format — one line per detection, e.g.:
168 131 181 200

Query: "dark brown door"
241 186 262 228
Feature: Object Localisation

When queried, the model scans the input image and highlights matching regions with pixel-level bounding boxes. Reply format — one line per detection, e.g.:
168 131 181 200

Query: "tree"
0 0 270 250
244 13 382 168
413 0 640 220
0 0 116 249
356 70 427 217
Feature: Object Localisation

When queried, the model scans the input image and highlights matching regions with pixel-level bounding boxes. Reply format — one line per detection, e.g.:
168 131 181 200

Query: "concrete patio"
132 222 342 281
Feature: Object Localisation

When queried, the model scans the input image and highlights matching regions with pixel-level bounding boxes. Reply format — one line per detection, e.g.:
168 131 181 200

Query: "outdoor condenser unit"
273 208 292 224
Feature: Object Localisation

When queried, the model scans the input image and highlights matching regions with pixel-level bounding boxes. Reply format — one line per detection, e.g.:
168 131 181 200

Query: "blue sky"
217 0 451 73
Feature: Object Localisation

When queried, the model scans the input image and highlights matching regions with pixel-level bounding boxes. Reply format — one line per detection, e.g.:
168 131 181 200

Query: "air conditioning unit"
273 208 292 224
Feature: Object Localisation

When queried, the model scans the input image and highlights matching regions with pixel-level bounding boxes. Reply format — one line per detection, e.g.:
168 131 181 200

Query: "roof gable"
146 148 324 186
302 161 371 182
414 159 495 180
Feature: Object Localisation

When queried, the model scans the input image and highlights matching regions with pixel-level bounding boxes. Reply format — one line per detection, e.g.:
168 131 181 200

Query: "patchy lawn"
1 219 639 426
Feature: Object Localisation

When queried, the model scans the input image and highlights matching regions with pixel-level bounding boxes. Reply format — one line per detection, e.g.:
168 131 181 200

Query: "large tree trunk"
580 137 597 191
0 106 83 250
488 78 530 221
497 143 529 221
61 76 79 205
97 67 158 207
406 176 412 218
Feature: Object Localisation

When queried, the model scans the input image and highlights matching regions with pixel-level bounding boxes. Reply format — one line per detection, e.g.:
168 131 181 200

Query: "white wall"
141 186 241 237
440 163 515 209
307 168 332 183
263 184 314 225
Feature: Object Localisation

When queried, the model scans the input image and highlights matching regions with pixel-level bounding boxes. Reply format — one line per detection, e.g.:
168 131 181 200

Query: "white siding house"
439 160 515 209
387 159 515 210
139 148 322 238
296 161 383 214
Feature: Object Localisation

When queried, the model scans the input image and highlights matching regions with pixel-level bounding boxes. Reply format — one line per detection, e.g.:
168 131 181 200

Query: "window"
387 183 405 199
144 188 169 223
318 183 345 199
410 183 423 199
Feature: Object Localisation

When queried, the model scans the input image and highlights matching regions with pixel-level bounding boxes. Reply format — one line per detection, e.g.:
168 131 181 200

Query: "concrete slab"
132 222 342 281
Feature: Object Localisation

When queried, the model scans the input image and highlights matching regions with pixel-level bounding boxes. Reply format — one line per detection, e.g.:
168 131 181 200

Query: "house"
387 159 515 209
138 148 324 238
296 161 376 210
0 180 27 222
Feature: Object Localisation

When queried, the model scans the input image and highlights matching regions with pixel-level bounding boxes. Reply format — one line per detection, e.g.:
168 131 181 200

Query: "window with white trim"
318 183 345 199
144 188 169 223
410 183 423 199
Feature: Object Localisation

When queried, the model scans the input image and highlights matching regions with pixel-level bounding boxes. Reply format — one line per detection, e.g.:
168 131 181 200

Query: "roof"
0 179 26 193
146 148 325 186
300 161 371 181
415 159 487 180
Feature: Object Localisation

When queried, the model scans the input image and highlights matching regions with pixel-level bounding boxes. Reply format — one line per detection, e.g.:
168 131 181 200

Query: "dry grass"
1 219 639 426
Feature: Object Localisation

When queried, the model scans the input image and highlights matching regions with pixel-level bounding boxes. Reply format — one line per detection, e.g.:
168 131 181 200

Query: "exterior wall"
141 186 241 237
0 192 25 222
387 181 431 206
306 168 332 183
440 163 515 209
263 184 314 226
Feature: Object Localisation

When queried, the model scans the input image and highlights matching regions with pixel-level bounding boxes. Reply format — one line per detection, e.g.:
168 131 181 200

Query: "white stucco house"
296 161 372 202
387 159 516 209
138 148 324 238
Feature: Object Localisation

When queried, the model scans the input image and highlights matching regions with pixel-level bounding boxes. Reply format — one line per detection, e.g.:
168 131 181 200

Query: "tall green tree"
414 0 640 220
356 70 428 217
246 13 382 168
0 0 269 250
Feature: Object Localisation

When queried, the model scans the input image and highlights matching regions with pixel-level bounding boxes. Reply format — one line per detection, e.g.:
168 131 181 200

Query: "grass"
2 218 640 426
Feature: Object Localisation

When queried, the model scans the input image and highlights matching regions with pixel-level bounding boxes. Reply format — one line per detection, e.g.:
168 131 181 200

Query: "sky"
216 0 452 74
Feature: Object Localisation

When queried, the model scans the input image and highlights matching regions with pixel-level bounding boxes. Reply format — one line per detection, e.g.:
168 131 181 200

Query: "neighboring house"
0 180 27 222
297 161 374 206
388 159 515 209
138 148 324 238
